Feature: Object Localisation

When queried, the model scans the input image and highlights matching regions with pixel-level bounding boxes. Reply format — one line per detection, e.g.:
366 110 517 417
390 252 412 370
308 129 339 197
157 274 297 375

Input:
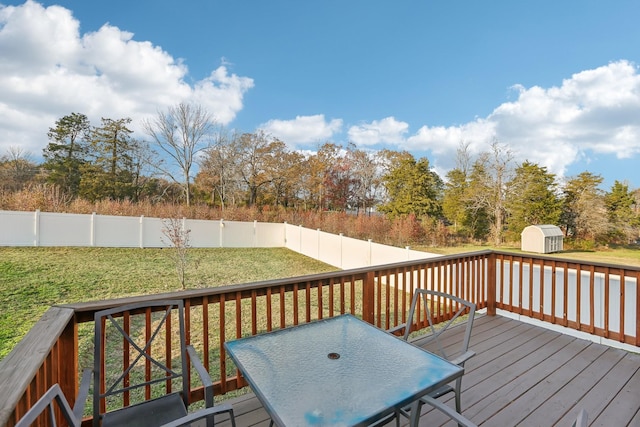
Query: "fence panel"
94 214 142 247
0 210 34 246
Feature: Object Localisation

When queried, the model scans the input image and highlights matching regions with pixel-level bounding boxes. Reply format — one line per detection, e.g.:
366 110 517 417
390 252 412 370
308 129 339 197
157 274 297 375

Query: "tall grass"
0 186 447 246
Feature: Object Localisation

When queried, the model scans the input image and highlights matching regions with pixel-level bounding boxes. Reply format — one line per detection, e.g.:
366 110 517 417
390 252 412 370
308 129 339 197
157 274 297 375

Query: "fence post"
254 220 258 248
487 252 497 316
138 215 144 248
283 221 288 247
91 212 96 246
219 219 224 247
33 209 40 247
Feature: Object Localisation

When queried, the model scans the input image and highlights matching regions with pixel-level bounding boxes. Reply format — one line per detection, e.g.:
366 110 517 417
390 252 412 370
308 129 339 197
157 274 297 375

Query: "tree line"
1 103 639 248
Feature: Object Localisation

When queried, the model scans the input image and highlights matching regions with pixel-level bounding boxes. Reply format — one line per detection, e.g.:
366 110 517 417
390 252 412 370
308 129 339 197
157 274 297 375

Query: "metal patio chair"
572 408 588 427
93 299 235 427
388 289 477 426
15 375 91 427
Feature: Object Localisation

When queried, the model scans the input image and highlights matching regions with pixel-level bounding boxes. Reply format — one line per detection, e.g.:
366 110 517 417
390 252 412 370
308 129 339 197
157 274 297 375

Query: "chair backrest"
15 384 80 427
401 289 476 364
93 300 189 425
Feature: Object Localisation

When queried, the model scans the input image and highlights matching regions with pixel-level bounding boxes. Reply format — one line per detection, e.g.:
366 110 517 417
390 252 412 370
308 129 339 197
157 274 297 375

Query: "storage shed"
521 225 564 254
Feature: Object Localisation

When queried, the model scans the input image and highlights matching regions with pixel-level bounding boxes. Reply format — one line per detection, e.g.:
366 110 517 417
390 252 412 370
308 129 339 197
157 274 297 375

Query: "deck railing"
1 250 638 427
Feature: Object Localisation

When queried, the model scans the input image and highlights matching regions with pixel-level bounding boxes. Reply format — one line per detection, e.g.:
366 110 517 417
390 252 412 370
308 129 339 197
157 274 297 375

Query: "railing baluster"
538 260 545 320
167 305 174 395
528 257 534 318
144 308 151 401
339 277 345 314
635 271 640 347
266 287 273 332
124 311 131 406
576 263 582 330
6 250 640 427
305 282 311 323
604 269 610 339
620 269 625 343
317 279 323 320
220 294 228 393
279 286 286 329
293 283 299 325
250 290 257 336
563 262 569 326
202 297 209 372
589 265 596 334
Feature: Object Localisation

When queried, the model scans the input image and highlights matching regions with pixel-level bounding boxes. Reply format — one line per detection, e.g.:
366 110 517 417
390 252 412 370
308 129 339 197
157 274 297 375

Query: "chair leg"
455 377 463 413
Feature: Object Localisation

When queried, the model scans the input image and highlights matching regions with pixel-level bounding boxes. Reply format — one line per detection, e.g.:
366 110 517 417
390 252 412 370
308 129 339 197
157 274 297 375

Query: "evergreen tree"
378 155 443 220
442 168 471 235
80 117 137 201
43 113 90 196
560 172 608 244
604 180 638 243
505 161 562 241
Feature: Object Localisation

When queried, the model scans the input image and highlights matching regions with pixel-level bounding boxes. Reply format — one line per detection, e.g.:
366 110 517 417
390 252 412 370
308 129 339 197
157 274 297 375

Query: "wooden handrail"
2 250 639 427
0 306 77 427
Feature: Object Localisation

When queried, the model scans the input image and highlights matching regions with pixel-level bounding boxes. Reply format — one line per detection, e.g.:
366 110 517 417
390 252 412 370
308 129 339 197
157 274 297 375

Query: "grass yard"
3 244 640 361
0 246 339 360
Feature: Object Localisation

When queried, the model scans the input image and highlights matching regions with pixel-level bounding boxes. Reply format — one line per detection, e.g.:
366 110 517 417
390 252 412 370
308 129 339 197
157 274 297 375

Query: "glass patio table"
224 314 463 427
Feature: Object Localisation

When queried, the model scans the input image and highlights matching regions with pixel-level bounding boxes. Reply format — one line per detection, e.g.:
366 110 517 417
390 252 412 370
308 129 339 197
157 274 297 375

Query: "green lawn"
0 247 339 360
4 243 639 360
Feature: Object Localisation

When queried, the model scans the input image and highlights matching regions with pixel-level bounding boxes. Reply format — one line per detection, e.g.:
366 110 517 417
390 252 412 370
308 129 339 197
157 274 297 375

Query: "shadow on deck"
216 315 640 427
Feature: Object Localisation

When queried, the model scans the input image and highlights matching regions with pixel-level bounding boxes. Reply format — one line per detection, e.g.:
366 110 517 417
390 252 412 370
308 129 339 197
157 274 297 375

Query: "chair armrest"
419 395 477 427
159 403 235 427
186 345 214 407
73 368 92 422
387 323 407 335
450 350 476 366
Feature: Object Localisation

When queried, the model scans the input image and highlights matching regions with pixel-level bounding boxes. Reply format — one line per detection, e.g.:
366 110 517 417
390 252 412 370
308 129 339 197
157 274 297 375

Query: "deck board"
218 315 640 427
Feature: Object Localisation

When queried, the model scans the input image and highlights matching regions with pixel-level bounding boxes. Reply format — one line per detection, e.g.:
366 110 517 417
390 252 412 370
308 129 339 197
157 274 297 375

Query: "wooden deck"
215 314 640 427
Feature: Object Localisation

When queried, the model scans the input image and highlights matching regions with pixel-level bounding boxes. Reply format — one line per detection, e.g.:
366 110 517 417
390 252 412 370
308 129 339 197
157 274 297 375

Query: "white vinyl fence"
0 210 438 268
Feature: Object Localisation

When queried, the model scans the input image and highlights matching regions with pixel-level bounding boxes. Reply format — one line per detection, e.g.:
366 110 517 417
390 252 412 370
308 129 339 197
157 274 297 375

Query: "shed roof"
522 224 563 237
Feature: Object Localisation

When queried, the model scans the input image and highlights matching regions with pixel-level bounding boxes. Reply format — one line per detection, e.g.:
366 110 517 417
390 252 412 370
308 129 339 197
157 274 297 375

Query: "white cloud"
347 117 409 146
486 60 640 176
259 114 343 147
0 0 253 156
382 60 640 178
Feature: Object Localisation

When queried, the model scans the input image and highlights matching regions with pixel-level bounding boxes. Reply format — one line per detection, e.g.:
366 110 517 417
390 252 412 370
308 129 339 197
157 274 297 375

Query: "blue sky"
1 0 640 189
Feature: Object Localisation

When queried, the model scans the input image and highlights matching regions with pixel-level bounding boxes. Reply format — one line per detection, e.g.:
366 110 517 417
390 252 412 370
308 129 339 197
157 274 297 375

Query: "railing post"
362 271 376 324
487 252 497 316
58 313 79 409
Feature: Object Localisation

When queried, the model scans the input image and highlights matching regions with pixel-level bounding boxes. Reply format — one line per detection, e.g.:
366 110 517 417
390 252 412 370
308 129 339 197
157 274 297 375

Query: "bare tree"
0 146 38 190
467 139 514 245
198 129 242 210
161 217 192 290
143 103 215 205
